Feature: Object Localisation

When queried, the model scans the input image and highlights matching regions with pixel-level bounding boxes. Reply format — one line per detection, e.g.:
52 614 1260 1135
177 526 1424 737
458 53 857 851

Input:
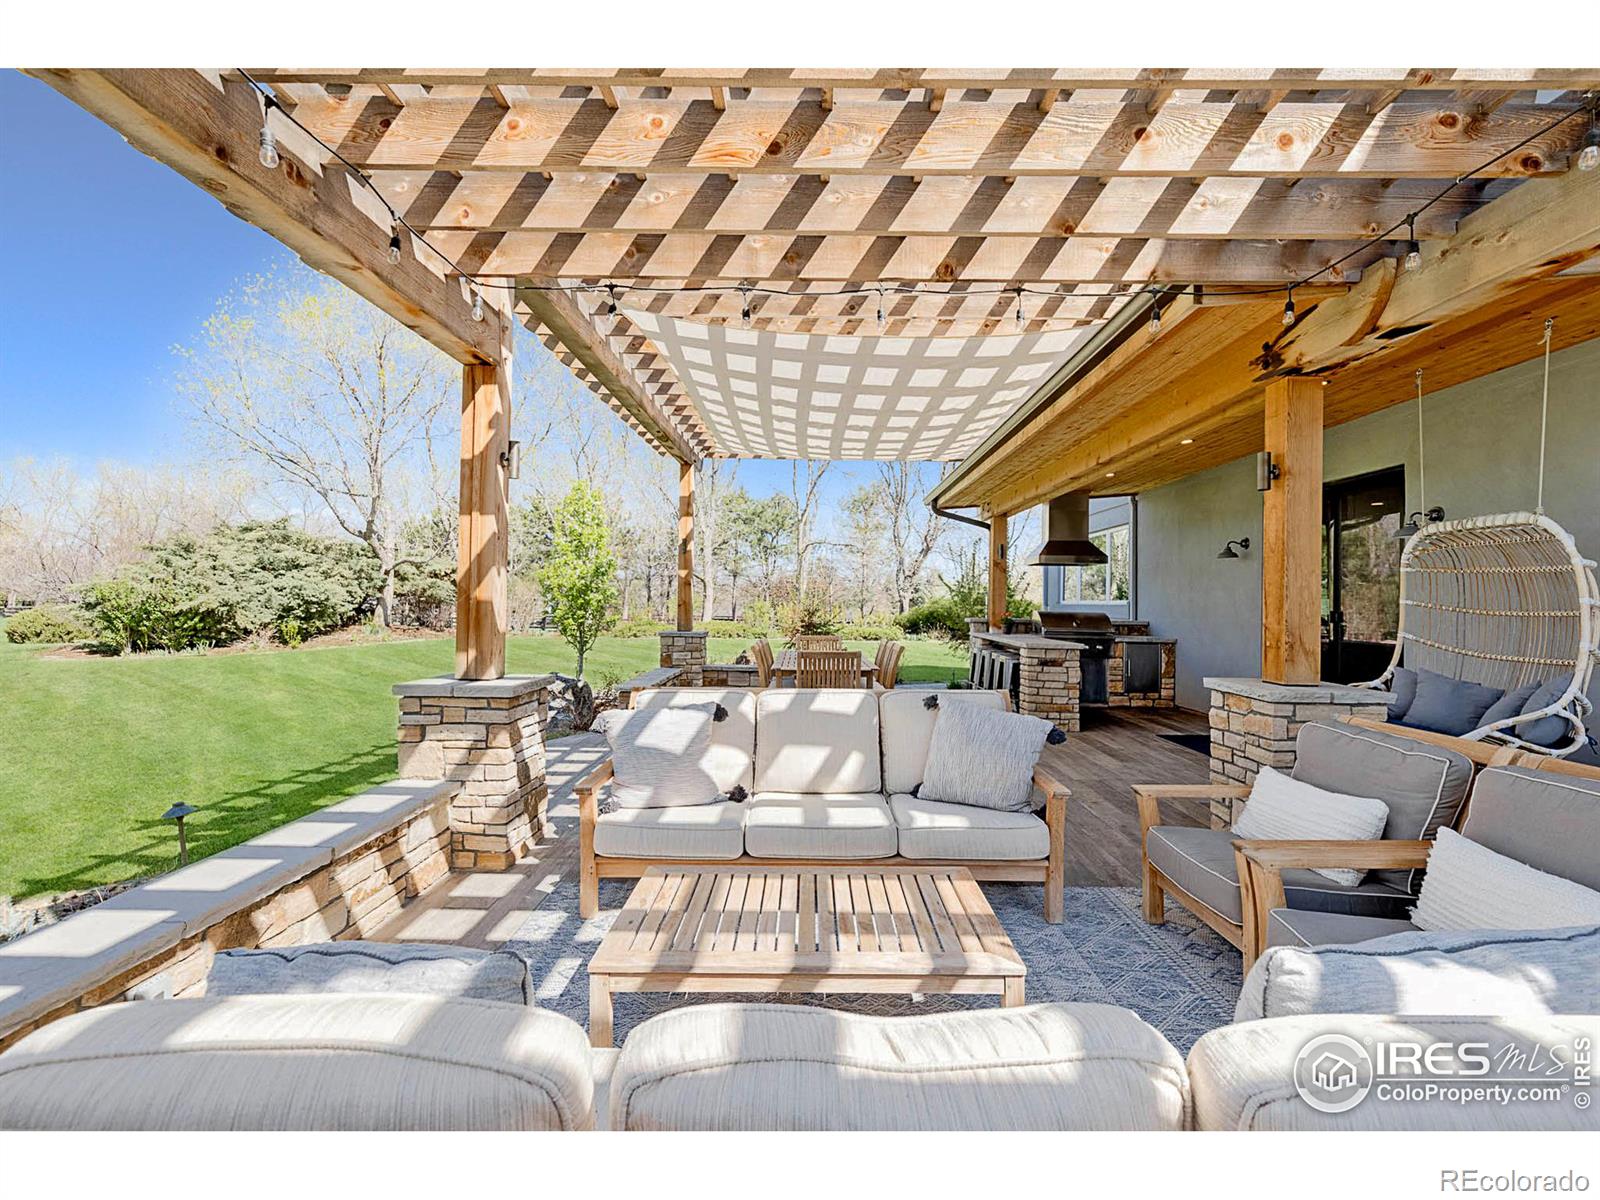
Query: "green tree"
536 482 619 678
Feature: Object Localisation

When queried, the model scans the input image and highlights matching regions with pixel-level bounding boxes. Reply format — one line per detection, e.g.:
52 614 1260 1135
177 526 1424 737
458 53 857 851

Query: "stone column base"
659 629 708 685
1204 677 1391 825
394 675 553 870
1018 644 1082 732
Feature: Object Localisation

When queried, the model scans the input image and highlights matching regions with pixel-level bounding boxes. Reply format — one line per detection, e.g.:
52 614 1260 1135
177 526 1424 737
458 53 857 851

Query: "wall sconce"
1396 507 1445 539
1217 537 1251 560
500 439 522 479
162 802 198 866
1255 451 1280 492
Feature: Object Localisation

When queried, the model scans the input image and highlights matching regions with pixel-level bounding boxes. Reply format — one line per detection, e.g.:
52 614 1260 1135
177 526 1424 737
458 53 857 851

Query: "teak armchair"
749 638 774 687
796 649 863 687
794 634 842 651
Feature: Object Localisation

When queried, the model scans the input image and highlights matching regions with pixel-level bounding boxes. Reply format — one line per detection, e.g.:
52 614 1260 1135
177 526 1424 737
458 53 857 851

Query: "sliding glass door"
1321 467 1405 684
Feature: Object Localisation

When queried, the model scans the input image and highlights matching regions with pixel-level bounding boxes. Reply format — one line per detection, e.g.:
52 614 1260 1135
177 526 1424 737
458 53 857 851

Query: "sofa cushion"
595 702 721 809
889 794 1050 861
610 1002 1188 1131
1232 766 1390 887
207 941 533 1005
632 688 757 795
1399 666 1504 736
1290 720 1473 893
0 995 594 1130
1462 766 1600 891
1238 924 1600 1022
1189 1013 1599 1131
1265 909 1416 950
754 689 881 794
1410 828 1600 932
593 802 746 861
743 793 896 859
1145 826 1413 927
879 689 1009 795
920 701 1054 812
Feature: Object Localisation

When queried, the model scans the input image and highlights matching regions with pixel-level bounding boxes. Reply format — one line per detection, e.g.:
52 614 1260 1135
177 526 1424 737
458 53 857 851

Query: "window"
1056 525 1132 604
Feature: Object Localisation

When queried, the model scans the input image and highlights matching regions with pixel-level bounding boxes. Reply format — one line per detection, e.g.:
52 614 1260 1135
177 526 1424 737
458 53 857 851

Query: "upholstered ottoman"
0 994 594 1130
608 1001 1189 1131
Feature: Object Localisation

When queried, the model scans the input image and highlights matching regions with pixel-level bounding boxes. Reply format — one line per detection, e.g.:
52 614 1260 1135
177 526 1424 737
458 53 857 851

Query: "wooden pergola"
30 68 1600 684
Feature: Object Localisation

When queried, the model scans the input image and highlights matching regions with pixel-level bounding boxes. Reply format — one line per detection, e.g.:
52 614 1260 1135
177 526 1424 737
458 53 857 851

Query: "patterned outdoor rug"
502 877 1242 1053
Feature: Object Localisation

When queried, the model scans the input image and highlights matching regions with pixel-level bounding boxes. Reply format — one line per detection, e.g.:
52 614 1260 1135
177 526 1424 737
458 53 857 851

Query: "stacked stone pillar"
1017 643 1082 732
394 675 553 870
658 629 708 685
1204 676 1390 828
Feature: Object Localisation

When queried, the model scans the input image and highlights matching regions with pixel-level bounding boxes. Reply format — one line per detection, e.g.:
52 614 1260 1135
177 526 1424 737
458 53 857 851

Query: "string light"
471 287 485 323
387 222 403 266
1014 286 1025 329
1149 304 1161 334
605 284 618 316
257 94 279 169
1282 287 1296 327
1401 214 1422 273
875 287 886 330
1579 111 1600 171
739 286 752 327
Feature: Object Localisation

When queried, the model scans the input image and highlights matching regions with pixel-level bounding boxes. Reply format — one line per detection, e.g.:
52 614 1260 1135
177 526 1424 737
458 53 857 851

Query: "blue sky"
0 69 893 509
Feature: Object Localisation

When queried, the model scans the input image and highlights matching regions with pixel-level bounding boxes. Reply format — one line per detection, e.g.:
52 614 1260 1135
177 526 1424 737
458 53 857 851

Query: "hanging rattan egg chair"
1359 511 1599 757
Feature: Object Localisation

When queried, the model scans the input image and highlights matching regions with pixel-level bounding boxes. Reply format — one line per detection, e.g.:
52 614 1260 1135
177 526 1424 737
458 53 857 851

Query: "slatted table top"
590 866 1024 980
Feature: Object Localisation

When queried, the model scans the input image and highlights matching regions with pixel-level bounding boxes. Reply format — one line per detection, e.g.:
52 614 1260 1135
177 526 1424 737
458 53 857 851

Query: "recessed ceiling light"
1180 437 1194 445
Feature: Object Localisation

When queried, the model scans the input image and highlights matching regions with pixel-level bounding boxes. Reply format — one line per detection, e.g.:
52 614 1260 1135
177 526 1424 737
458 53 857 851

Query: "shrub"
775 591 843 641
837 622 902 641
896 596 970 640
610 616 669 639
3 605 94 645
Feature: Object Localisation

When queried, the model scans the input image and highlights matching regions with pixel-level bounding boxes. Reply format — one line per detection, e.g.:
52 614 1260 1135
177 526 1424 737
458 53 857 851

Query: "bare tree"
874 461 945 613
695 458 737 622
790 460 834 594
177 269 453 625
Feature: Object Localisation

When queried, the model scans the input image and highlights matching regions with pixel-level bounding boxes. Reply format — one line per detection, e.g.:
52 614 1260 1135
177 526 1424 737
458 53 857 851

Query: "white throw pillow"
1232 766 1390 887
595 703 723 809
919 699 1053 813
1411 827 1600 932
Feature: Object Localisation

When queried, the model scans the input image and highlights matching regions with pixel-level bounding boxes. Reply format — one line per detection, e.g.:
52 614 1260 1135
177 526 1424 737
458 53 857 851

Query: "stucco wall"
1137 336 1600 713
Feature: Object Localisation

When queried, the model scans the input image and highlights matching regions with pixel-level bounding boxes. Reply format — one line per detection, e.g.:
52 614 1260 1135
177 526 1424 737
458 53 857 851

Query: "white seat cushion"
593 803 745 860
878 689 1009 795
754 689 881 794
0 994 594 1130
610 1002 1189 1131
631 688 757 795
743 793 896 859
889 794 1049 861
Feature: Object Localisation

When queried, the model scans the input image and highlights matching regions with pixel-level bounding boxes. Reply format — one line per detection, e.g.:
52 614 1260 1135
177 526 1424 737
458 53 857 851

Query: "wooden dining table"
772 648 878 687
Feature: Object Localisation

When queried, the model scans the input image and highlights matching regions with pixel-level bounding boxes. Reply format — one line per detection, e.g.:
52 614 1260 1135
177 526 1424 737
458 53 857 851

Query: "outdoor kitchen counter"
968 630 1088 652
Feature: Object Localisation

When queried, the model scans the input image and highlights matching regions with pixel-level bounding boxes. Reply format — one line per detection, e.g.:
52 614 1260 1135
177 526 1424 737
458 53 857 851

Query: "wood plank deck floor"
373 706 1213 949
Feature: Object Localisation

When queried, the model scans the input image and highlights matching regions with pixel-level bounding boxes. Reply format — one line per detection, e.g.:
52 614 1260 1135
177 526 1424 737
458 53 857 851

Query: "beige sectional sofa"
577 688 1070 922
3 994 1592 1131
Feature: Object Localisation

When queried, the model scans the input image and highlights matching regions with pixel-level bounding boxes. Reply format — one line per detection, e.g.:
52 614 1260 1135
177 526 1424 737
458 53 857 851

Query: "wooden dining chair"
750 639 774 687
796 649 863 688
795 634 842 651
875 641 904 690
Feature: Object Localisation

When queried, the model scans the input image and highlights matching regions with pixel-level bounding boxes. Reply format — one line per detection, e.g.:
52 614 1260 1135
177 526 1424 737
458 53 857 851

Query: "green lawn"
0 631 966 899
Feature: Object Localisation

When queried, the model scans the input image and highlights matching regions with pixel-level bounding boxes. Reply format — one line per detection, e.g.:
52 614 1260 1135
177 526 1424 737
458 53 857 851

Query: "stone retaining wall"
0 781 454 1052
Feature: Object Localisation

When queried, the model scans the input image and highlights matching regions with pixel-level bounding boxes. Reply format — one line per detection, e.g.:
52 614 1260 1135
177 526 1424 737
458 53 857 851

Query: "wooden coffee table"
586 865 1025 1046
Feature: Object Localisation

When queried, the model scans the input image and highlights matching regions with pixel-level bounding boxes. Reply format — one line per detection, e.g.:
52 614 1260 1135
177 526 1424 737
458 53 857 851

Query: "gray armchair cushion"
1291 721 1474 893
1399 666 1503 736
1145 826 1413 927
207 941 534 1006
1265 909 1416 949
1463 766 1600 891
1238 925 1600 1022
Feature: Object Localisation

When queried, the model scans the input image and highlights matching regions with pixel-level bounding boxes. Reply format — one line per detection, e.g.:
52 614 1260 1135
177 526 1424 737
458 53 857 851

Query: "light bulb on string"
739 287 752 328
1402 214 1422 272
387 223 403 266
257 95 280 169
1579 113 1600 172
605 284 618 317
471 287 485 323
1014 286 1026 330
1149 304 1161 334
875 287 885 331
1282 287 1296 327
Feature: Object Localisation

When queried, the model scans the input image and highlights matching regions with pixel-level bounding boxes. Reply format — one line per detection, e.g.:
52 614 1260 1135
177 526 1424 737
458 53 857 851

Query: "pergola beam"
373 171 1489 240
28 69 506 365
515 285 698 462
283 96 1583 179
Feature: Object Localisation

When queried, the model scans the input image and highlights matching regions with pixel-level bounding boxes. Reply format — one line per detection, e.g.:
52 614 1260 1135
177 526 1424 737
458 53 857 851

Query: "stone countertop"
1113 635 1176 644
969 630 1087 652
1204 676 1385 705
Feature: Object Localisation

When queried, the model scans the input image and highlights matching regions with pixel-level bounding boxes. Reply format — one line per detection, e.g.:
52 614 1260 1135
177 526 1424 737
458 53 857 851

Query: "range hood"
1030 492 1108 567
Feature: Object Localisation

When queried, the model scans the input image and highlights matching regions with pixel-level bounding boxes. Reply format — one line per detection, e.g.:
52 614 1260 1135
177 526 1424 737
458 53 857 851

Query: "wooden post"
456 359 510 680
987 511 1009 632
677 460 695 632
1261 377 1324 685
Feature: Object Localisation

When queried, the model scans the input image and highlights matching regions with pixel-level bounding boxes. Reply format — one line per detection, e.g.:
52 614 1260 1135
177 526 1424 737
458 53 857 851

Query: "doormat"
1159 732 1212 756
